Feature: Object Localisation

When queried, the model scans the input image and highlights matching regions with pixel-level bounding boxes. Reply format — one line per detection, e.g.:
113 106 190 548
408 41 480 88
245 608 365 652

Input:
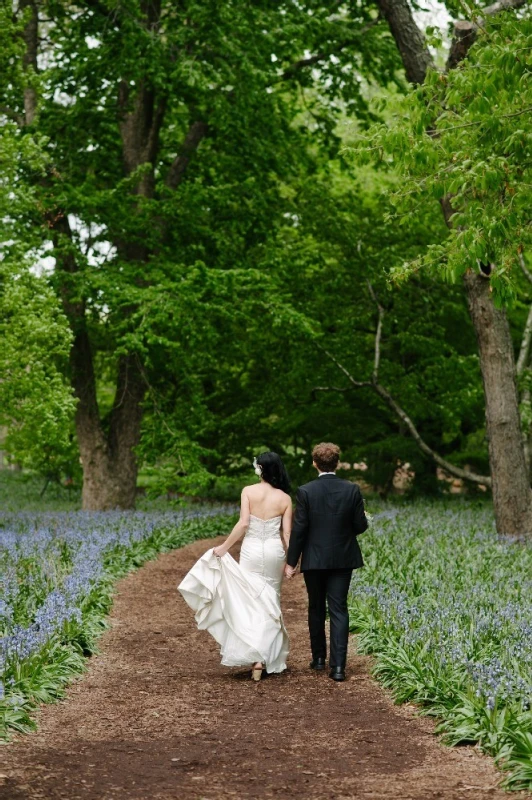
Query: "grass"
350 500 532 791
0 470 82 512
0 469 246 512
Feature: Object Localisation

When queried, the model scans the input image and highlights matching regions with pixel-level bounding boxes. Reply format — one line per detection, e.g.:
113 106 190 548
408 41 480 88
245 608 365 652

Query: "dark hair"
256 452 291 495
312 442 340 472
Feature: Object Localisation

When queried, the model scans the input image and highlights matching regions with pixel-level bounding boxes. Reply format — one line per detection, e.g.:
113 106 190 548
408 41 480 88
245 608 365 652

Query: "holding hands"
284 564 297 580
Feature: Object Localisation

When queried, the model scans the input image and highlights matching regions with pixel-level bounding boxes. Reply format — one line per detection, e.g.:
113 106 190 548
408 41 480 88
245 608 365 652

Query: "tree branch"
0 105 24 126
519 250 532 286
367 281 384 381
447 0 529 71
375 0 434 84
118 80 167 197
19 0 39 125
517 303 532 376
279 17 382 81
371 380 491 486
165 120 208 190
316 343 372 388
50 213 106 450
312 385 357 398
317 324 492 487
483 0 528 15
517 252 532 377
434 105 532 134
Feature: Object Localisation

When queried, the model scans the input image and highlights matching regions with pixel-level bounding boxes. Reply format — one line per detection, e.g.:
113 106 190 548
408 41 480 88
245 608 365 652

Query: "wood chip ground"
1 536 527 800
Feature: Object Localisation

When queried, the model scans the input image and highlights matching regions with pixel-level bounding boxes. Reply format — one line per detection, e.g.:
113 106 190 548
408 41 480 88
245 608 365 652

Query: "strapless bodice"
245 514 282 540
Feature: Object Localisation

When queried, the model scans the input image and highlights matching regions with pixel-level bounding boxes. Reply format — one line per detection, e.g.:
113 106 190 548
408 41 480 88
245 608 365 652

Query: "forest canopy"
1 0 531 532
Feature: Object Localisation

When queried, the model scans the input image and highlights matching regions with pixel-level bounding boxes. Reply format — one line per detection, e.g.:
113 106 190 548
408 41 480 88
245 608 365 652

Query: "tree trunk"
463 271 532 538
379 0 532 539
375 0 434 85
79 448 141 510
66 286 145 510
18 0 155 510
53 214 146 510
20 0 38 125
78 354 145 511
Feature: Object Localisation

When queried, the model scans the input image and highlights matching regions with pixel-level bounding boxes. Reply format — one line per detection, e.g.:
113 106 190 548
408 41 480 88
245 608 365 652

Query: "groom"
285 442 367 682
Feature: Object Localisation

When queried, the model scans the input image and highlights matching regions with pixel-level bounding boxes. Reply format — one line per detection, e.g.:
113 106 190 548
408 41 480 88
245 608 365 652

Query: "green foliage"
361 12 532 304
1 0 411 488
0 264 76 476
2 0 524 495
0 19 76 478
192 159 488 489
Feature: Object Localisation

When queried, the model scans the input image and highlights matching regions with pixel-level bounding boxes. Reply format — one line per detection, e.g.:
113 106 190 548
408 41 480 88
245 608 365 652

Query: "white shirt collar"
318 471 336 477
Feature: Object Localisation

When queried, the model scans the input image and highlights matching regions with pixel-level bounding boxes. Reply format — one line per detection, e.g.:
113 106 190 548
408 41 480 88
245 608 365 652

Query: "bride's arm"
212 490 251 557
281 501 292 551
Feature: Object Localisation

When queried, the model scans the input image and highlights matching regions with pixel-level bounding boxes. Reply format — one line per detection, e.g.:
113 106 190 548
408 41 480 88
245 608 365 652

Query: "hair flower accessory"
253 457 263 477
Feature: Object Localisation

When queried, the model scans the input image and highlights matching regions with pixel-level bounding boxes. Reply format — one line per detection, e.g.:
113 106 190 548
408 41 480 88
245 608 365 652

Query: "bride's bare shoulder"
278 488 292 506
242 484 260 495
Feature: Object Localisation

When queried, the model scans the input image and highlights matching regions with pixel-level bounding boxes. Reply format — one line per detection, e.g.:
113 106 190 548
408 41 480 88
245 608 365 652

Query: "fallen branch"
316 343 372 388
314 283 492 488
313 385 358 393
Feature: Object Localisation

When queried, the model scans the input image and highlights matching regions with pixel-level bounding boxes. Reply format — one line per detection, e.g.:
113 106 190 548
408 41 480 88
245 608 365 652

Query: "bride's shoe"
252 663 263 681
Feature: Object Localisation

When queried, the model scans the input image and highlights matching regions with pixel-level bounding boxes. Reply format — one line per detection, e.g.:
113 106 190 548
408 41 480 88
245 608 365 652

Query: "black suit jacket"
286 475 367 571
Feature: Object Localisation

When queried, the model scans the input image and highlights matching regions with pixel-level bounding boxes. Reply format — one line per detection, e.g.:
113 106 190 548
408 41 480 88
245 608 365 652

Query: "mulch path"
0 536 524 800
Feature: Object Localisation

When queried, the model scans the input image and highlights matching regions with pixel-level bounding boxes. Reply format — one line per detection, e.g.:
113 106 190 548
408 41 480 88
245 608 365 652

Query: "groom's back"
295 475 367 571
305 475 356 515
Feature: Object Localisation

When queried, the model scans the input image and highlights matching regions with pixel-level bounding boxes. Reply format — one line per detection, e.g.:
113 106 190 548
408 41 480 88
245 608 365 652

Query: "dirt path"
0 537 520 800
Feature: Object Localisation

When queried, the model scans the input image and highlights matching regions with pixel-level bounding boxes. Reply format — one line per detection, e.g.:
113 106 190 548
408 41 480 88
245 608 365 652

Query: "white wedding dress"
178 514 289 673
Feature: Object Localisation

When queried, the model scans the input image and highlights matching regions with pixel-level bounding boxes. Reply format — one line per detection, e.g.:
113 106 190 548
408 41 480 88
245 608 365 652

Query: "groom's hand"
284 564 296 579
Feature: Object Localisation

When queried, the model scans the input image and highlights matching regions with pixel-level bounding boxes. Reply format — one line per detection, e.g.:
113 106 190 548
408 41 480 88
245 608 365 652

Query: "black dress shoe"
310 657 326 671
329 666 346 681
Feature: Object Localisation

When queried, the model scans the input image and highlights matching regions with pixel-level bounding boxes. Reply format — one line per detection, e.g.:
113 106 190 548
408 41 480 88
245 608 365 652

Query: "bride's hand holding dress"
210 490 253 559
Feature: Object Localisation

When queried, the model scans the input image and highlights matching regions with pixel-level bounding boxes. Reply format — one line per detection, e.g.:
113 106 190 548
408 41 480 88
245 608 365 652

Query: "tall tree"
0 7 74 478
372 0 532 539
3 0 400 508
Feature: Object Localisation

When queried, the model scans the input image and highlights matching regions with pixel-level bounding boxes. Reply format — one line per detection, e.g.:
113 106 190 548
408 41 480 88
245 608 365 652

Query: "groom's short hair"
312 442 340 472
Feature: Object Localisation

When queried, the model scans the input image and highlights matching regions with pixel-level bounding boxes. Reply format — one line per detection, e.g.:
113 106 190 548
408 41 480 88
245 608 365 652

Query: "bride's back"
245 482 290 521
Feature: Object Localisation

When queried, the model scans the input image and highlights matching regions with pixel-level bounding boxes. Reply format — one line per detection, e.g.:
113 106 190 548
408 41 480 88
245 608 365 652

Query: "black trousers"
303 568 353 668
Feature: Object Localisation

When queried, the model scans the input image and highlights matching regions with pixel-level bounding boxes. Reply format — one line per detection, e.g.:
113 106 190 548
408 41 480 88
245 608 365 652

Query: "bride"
178 452 292 681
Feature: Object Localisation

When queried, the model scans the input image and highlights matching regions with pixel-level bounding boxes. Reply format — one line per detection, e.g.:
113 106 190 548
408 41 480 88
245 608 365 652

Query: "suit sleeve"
353 484 368 536
286 488 309 568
